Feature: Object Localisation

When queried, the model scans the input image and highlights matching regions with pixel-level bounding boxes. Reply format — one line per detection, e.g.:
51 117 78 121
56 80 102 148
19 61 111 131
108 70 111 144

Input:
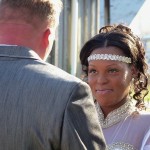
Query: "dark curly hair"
80 24 149 109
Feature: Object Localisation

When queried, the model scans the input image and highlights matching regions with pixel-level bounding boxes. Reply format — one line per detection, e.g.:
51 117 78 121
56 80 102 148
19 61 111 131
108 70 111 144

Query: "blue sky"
100 0 145 27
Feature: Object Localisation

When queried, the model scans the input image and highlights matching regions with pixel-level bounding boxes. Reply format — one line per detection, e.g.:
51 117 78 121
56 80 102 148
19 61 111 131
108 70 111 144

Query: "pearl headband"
87 54 131 63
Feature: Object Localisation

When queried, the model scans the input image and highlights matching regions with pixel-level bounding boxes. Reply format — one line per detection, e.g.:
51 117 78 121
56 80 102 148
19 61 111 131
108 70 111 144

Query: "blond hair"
0 0 62 27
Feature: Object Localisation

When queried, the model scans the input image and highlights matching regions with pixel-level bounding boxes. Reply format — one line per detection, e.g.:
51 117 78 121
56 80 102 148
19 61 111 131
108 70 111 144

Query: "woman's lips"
96 89 112 95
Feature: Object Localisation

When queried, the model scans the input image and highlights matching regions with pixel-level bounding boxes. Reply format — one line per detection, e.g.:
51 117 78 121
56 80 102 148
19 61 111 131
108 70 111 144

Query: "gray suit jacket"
0 46 106 150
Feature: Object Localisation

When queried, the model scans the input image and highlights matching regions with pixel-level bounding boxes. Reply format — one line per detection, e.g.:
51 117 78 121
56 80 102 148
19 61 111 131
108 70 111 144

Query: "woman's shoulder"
139 110 150 117
131 110 150 124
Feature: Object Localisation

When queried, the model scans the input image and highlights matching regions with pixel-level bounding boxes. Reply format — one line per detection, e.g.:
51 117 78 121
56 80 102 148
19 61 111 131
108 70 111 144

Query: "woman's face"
88 46 133 109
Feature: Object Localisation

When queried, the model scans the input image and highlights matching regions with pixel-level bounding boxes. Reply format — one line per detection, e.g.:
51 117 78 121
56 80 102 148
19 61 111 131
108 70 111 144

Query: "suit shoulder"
25 60 89 89
37 61 84 83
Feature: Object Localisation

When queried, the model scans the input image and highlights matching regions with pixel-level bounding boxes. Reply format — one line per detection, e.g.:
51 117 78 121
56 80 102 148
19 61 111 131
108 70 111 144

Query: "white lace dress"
96 101 150 150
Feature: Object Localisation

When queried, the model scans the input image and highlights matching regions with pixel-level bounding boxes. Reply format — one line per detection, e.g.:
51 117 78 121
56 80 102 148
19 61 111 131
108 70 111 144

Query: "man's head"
0 0 62 60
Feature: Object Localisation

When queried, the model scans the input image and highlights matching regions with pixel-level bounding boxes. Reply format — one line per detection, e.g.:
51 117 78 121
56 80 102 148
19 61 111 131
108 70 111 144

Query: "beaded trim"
95 101 136 128
108 142 136 150
88 54 131 63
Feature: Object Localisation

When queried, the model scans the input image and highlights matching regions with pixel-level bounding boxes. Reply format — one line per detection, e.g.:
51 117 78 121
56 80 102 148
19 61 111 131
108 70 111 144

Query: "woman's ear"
131 65 138 78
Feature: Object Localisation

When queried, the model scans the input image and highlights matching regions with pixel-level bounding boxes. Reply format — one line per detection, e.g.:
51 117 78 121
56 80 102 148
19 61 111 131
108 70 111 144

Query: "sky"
130 0 150 37
100 0 150 69
100 0 145 27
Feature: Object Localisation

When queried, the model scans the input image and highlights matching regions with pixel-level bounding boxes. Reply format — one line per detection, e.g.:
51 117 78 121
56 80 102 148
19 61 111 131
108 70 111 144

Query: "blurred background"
47 0 150 78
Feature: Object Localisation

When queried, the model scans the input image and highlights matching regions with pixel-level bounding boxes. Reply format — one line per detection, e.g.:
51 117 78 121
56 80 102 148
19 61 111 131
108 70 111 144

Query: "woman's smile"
96 89 113 95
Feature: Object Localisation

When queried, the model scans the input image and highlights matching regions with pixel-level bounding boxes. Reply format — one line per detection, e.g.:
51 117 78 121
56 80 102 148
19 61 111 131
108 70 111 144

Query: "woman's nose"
97 74 108 85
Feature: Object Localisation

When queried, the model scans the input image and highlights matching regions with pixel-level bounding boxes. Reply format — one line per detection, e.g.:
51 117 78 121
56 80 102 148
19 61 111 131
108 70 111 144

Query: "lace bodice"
95 101 138 150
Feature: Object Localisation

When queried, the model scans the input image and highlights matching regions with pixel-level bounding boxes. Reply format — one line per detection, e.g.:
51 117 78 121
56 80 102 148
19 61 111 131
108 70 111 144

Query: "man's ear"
42 28 51 49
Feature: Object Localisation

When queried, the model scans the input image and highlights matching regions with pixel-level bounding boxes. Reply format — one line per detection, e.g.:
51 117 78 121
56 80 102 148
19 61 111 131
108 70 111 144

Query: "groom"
0 0 106 150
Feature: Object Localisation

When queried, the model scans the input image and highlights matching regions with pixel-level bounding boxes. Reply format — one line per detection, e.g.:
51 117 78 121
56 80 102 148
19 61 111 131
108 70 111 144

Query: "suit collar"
0 45 41 60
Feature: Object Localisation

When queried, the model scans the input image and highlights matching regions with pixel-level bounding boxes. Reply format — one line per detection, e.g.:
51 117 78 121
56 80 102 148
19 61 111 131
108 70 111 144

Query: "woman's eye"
88 69 97 74
108 68 119 73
